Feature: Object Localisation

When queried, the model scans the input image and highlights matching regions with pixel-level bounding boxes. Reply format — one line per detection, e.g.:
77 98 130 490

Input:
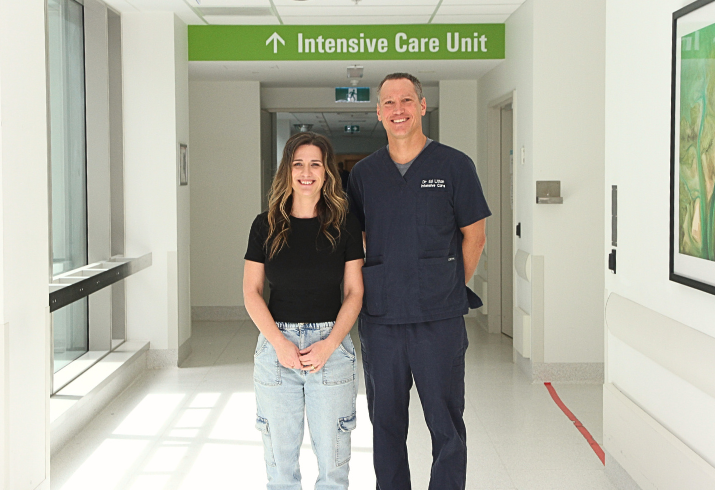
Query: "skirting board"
147 349 178 369
605 452 642 490
604 383 715 490
514 350 604 384
514 348 532 380
191 306 250 322
178 338 192 366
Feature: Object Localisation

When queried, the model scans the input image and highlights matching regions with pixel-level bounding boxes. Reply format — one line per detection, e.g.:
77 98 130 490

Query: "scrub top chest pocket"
416 183 453 227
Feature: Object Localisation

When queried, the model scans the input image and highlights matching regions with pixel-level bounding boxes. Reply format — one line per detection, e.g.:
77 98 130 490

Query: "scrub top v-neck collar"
382 139 438 184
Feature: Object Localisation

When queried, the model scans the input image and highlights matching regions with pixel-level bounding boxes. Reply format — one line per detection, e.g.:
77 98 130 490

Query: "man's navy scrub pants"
359 316 469 490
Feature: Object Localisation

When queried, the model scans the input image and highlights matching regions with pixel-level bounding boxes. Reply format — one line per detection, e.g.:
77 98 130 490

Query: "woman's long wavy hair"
265 132 348 260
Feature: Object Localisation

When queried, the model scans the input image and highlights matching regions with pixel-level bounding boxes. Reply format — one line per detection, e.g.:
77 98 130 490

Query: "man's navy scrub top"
347 141 492 325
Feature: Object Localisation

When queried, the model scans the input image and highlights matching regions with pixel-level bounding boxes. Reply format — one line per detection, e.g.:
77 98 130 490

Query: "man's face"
377 78 427 141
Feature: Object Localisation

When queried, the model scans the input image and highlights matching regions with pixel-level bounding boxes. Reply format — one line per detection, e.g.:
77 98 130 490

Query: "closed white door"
500 106 514 338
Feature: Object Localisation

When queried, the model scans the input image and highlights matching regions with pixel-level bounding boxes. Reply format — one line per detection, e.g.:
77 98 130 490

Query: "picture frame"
670 0 715 295
179 143 188 186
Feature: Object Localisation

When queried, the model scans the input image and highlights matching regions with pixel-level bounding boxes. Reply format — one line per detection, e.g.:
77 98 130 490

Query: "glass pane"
53 299 88 373
48 0 87 275
48 0 89 371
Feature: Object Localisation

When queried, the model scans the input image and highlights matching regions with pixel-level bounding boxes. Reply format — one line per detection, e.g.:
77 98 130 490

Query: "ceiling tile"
127 0 204 24
431 14 510 23
440 0 523 5
273 0 439 6
276 6 435 16
437 5 521 15
190 0 271 6
281 15 432 24
204 15 279 24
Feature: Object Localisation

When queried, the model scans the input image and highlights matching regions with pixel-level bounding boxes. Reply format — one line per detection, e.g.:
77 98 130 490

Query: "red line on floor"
544 382 605 465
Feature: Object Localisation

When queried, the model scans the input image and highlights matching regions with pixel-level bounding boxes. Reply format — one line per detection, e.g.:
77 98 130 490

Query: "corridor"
51 319 614 490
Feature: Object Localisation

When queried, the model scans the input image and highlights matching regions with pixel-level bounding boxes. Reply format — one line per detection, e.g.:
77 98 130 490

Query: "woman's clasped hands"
274 336 336 373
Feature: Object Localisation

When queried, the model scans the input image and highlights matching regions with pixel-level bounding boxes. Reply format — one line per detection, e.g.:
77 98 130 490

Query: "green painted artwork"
679 23 715 261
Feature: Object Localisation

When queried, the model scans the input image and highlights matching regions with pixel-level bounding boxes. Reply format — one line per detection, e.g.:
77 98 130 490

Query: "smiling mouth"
298 180 315 185
392 117 408 124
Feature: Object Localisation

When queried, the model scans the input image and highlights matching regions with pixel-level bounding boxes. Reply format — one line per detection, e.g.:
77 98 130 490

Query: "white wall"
531 0 605 363
439 80 478 167
189 81 262 308
605 0 715 482
477 0 605 367
439 80 481 319
174 16 191 352
123 12 190 360
0 2 51 488
0 39 4 490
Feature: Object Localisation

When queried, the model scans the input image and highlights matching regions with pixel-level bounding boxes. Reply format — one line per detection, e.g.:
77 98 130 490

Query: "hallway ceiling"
280 111 386 138
102 0 526 26
105 0 522 86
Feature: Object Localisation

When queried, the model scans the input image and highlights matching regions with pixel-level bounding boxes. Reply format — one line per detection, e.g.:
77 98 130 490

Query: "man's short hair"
377 73 424 103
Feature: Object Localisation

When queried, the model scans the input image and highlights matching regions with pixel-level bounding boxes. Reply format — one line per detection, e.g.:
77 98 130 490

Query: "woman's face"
291 144 325 200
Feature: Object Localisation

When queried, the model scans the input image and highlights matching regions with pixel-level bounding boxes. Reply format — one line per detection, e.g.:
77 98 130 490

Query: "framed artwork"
671 0 715 295
179 143 188 186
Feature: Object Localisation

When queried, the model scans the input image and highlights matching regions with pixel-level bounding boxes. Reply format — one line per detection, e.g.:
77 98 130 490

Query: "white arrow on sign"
266 32 285 54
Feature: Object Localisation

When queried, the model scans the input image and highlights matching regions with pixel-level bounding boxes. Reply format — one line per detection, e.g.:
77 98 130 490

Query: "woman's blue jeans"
254 322 358 490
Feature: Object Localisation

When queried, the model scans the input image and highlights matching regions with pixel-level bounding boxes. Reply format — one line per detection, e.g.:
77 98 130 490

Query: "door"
500 105 514 337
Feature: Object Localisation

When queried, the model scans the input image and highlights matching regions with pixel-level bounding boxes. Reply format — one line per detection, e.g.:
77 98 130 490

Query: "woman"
243 132 364 490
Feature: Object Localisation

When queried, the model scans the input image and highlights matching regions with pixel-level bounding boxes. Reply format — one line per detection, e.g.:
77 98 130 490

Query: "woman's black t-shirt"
244 212 364 323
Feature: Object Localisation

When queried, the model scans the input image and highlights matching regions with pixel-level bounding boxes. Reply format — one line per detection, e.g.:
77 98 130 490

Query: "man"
347 73 490 490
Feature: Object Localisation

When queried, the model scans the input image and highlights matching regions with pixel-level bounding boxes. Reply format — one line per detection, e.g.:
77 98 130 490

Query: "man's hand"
274 337 302 370
299 339 338 373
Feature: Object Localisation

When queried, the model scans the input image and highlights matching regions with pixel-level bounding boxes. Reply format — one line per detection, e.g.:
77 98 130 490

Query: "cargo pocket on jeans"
336 414 356 467
254 335 281 386
255 416 276 467
361 259 386 316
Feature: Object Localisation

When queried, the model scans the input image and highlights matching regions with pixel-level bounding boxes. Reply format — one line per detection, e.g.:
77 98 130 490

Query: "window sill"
50 340 149 457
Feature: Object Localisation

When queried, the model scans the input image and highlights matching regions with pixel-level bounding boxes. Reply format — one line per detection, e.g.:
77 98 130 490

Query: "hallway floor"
51 319 615 490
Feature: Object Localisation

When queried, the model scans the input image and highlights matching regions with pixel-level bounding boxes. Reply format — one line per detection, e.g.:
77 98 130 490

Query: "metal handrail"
49 253 152 312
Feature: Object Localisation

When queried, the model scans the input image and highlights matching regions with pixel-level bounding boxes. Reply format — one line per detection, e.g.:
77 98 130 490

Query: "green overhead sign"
188 24 505 61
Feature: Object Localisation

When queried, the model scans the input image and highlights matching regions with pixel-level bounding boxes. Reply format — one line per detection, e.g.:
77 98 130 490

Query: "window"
47 0 127 392
48 0 89 373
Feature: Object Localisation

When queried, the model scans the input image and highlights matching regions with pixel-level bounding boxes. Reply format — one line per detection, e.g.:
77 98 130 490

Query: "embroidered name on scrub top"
421 179 446 189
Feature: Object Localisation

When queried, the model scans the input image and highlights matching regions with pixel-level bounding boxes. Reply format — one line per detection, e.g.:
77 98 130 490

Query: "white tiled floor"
51 319 616 490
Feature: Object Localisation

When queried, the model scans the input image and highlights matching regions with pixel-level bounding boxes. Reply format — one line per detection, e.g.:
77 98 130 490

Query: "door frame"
486 91 517 335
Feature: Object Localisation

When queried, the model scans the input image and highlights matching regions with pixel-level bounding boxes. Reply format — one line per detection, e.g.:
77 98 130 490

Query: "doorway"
500 104 514 338
486 93 516 338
